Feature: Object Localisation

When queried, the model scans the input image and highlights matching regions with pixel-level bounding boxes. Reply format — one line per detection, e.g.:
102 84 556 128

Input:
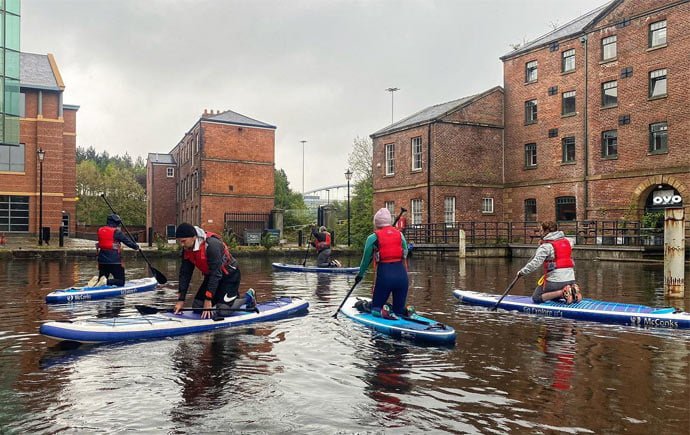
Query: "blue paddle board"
272 262 359 274
45 277 159 304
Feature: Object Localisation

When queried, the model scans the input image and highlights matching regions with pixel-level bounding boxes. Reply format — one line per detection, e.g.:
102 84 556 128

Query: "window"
524 100 537 124
411 136 422 170
524 143 537 168
562 91 576 115
618 115 630 125
548 86 558 96
548 128 559 138
444 197 455 225
649 20 667 48
602 130 618 158
649 122 668 153
384 143 395 175
549 42 559 52
555 196 576 221
166 224 176 239
525 60 538 82
562 137 575 163
0 195 29 232
561 49 575 72
649 69 667 98
195 132 200 153
602 80 618 107
0 143 24 172
621 66 633 79
601 35 617 60
524 199 537 222
482 198 494 214
384 201 395 215
411 199 423 225
166 167 174 177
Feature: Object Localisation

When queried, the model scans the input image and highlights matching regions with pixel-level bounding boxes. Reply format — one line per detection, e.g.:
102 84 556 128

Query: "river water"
0 255 688 433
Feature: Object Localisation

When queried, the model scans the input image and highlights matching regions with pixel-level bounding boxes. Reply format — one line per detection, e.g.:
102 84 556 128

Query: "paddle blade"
135 305 161 315
150 266 168 284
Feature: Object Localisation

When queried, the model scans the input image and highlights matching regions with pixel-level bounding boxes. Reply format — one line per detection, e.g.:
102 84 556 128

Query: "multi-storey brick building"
503 0 689 223
371 87 504 225
147 109 276 237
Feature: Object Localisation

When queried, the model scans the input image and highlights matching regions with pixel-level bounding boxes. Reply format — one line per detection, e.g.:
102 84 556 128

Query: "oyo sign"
652 190 682 206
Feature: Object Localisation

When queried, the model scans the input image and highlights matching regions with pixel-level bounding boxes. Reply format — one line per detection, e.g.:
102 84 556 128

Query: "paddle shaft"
332 280 359 318
302 229 312 266
491 274 521 311
392 207 407 227
100 194 167 284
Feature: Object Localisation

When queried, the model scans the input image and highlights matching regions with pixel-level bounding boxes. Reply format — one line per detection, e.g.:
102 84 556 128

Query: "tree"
346 136 374 248
274 168 305 210
347 136 373 182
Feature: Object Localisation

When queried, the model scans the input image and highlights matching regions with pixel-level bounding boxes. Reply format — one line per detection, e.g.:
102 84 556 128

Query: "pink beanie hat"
373 208 392 228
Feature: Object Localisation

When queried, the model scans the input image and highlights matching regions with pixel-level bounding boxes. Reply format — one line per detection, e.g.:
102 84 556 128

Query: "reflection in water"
363 340 413 418
314 273 332 301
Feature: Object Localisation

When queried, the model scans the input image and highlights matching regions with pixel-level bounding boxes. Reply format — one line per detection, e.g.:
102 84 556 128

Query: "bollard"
664 207 685 298
458 229 466 259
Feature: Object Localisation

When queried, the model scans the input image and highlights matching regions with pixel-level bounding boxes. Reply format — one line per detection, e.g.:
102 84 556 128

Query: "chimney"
203 109 208 116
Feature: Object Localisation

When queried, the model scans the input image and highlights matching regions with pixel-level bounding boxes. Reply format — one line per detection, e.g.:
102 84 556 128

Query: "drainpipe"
581 33 589 220
427 122 432 224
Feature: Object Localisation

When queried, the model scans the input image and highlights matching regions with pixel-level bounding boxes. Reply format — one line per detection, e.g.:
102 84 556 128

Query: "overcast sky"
22 0 605 193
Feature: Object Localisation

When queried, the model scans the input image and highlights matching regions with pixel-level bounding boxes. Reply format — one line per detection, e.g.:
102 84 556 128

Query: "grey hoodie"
519 230 575 283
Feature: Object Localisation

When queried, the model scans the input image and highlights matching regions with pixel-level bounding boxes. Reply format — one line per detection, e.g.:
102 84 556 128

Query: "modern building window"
0 143 24 172
0 195 29 232
601 35 617 60
482 198 494 214
411 199 423 225
166 167 174 177
525 60 538 82
384 143 395 175
411 136 422 171
562 136 575 163
602 130 618 158
649 122 668 153
602 80 618 107
562 91 576 115
561 49 575 72
649 69 667 98
444 197 455 225
649 20 667 48
555 196 576 221
384 201 395 215
524 198 537 222
524 100 538 124
525 143 537 168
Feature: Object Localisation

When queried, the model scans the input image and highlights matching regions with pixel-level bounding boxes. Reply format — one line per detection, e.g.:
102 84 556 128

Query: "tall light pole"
385 87 399 124
37 148 45 245
300 140 307 193
345 169 352 246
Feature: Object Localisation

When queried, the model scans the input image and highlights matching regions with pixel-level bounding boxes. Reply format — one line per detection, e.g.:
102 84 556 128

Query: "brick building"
0 51 78 241
371 86 504 225
147 109 276 238
503 0 690 223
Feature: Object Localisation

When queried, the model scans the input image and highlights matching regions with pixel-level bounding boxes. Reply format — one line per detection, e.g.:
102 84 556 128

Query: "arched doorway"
642 184 683 228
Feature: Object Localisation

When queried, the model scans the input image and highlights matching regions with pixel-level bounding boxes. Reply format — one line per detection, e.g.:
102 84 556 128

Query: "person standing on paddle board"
174 223 255 319
517 221 582 304
89 213 140 287
354 208 410 319
311 225 339 267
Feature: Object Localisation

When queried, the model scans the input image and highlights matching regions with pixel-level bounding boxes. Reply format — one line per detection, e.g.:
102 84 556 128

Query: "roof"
20 52 62 91
147 153 176 165
501 0 617 60
370 86 502 138
202 109 276 129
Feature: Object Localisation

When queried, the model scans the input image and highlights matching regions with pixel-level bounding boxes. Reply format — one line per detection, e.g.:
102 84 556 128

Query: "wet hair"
541 221 558 233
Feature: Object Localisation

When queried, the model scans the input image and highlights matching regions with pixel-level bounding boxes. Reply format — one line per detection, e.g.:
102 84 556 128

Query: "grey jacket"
519 231 575 283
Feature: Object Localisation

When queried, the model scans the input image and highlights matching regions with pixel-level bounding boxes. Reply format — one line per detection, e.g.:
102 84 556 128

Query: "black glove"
355 275 363 284
134 243 141 250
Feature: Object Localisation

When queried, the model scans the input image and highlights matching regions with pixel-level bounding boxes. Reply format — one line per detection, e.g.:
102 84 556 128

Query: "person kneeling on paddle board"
174 223 255 319
517 221 583 305
89 213 140 287
354 208 411 320
311 225 340 267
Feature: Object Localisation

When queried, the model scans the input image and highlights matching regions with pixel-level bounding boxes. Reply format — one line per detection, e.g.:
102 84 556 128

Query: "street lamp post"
300 140 307 193
345 169 352 246
385 87 399 124
37 148 45 245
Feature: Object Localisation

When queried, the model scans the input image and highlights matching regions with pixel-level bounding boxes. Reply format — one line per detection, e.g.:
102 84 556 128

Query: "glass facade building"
1 0 20 144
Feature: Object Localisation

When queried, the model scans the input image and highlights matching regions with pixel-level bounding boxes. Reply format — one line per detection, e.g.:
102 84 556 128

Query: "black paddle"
393 207 407 227
135 304 259 315
100 194 168 284
491 274 521 311
302 228 312 266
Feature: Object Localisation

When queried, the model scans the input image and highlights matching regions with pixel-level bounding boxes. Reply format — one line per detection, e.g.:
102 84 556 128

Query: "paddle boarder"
354 208 411 319
310 225 340 267
88 213 140 287
517 220 582 304
174 223 255 319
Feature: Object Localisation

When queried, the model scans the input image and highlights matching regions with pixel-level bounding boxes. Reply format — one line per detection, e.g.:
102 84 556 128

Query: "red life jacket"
316 232 331 251
542 238 574 273
182 231 234 275
374 227 404 263
97 226 120 251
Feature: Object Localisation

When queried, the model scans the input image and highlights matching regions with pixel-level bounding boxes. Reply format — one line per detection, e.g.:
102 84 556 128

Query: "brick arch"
629 175 689 219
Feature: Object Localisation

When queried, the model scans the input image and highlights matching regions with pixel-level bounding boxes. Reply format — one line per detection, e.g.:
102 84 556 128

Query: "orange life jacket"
97 226 120 251
374 227 404 263
316 232 331 251
182 231 234 275
542 238 574 273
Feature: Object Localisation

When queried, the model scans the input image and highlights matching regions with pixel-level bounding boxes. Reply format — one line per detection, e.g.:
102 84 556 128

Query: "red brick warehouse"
147 109 276 239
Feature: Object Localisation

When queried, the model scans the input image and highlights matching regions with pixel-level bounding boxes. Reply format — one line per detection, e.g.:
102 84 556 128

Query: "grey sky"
22 0 605 193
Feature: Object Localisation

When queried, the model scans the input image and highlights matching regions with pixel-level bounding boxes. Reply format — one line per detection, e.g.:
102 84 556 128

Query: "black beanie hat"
175 223 197 238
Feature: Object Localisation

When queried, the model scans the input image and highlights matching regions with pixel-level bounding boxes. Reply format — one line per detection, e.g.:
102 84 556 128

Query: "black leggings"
98 263 126 287
191 268 244 316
